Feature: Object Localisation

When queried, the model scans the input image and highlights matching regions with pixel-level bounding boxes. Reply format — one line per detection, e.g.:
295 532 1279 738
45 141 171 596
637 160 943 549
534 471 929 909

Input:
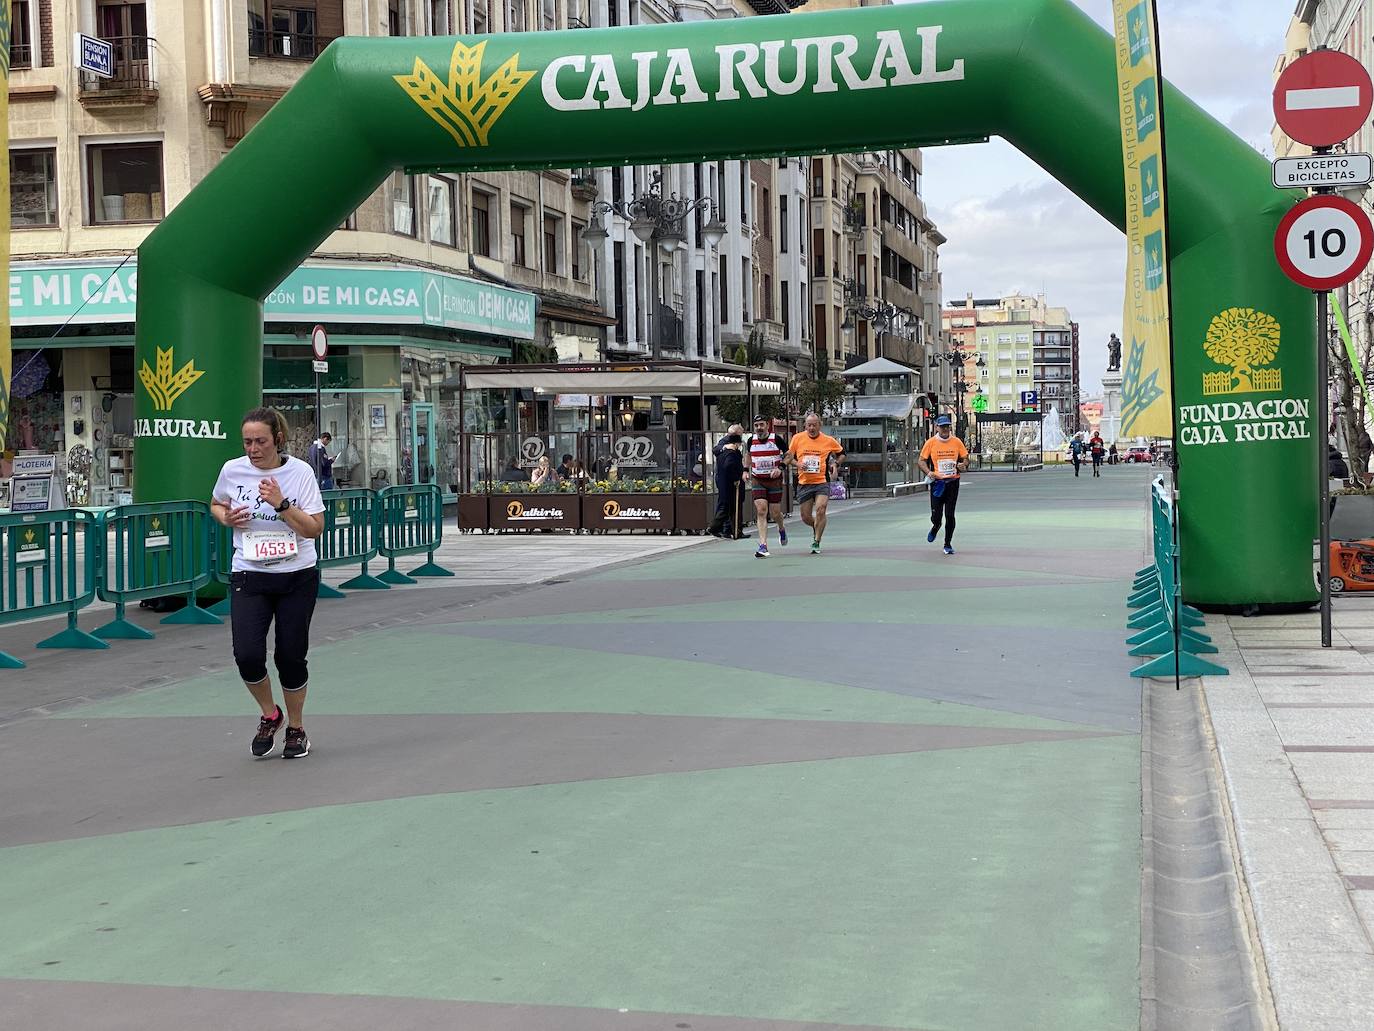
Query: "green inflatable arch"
134 0 1313 608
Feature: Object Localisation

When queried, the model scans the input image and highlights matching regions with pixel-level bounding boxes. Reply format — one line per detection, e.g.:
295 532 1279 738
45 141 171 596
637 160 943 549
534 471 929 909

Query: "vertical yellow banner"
0 0 10 451
1113 0 1174 438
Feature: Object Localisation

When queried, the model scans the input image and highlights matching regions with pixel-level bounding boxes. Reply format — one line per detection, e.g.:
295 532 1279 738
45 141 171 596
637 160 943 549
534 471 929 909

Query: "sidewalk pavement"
1202 605 1374 1030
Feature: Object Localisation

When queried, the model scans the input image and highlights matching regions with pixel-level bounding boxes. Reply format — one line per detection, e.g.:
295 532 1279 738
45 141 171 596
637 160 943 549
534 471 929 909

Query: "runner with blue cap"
918 415 970 555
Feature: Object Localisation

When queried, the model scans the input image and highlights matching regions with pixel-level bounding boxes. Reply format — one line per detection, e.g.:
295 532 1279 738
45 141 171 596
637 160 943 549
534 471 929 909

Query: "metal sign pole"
314 367 323 444
1318 288 1333 648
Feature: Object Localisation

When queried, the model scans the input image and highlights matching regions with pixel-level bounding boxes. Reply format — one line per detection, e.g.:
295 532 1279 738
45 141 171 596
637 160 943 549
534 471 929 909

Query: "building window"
10 0 34 69
426 0 452 33
249 1 339 59
761 187 771 236
511 201 529 266
390 171 416 237
572 220 586 280
387 0 407 34
427 175 456 246
87 141 163 224
741 256 750 322
763 274 773 320
720 255 728 324
507 0 527 31
543 210 562 274
469 0 488 32
11 148 58 228
780 280 790 339
542 0 557 30
779 195 788 253
472 188 493 256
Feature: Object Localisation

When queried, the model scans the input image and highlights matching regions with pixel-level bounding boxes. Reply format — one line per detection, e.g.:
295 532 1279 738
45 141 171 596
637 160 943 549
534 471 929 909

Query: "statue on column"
1107 333 1122 372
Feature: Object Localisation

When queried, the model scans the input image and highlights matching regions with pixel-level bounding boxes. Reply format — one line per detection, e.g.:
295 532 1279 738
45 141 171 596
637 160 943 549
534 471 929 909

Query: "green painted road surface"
0 468 1151 1030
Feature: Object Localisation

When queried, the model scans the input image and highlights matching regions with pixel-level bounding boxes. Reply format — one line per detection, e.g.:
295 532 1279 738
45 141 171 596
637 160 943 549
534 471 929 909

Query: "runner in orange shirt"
784 413 845 555
918 415 970 555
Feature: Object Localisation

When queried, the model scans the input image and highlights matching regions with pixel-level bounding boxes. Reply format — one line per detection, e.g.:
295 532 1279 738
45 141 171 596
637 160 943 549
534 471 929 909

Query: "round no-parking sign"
1274 195 1374 290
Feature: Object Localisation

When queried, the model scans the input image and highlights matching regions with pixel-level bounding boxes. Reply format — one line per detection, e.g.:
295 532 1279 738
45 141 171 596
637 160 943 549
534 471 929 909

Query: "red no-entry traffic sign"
1274 50 1374 148
1275 195 1374 290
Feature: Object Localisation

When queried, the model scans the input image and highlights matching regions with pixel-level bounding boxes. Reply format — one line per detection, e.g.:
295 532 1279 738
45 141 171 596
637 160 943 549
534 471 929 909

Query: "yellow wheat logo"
1202 308 1282 396
139 347 205 412
394 41 535 148
151 517 161 531
23 530 34 545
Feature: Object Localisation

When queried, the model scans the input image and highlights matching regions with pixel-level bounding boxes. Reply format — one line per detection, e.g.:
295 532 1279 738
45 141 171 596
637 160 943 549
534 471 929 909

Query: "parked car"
1125 446 1153 464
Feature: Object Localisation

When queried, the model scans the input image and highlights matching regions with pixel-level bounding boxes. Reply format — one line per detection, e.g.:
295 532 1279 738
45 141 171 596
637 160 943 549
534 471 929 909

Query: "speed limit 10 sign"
1274 195 1374 291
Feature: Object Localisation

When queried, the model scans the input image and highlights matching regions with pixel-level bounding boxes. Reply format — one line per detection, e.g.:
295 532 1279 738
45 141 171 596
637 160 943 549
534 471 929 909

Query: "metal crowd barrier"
0 486 454 665
375 484 453 584
1126 477 1227 678
94 502 223 639
320 488 389 594
0 509 105 668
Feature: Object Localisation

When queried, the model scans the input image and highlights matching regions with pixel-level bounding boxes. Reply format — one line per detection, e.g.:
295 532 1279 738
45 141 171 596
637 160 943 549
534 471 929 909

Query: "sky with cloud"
913 0 1295 399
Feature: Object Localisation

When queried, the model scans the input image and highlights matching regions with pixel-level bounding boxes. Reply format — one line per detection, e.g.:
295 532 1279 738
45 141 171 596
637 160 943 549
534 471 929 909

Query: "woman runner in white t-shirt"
211 407 326 759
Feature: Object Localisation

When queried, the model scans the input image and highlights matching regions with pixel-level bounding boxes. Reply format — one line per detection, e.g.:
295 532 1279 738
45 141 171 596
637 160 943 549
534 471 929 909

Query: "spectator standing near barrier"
211 407 326 760
710 425 746 538
785 413 845 555
306 432 334 490
919 415 969 555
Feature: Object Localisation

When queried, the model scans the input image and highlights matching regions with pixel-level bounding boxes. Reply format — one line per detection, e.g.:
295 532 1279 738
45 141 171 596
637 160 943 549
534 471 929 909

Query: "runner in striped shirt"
745 414 790 558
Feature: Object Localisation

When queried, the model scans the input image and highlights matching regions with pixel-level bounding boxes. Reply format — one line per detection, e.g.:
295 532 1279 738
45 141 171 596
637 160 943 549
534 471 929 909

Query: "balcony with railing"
249 27 336 61
10 40 33 70
78 36 159 108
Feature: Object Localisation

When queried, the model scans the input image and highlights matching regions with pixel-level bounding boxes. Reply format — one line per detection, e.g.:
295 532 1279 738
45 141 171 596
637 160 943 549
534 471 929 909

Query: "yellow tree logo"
139 347 205 411
395 41 534 148
1202 308 1282 396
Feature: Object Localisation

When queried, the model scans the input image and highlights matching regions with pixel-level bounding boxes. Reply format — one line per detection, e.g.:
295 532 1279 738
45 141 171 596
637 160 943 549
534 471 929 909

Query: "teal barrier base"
408 556 455 577
340 561 390 590
1128 605 1164 629
1130 651 1229 678
318 581 348 599
37 614 110 651
0 651 24 669
1128 627 1220 657
378 568 417 585
209 597 231 617
94 618 157 641
161 602 224 626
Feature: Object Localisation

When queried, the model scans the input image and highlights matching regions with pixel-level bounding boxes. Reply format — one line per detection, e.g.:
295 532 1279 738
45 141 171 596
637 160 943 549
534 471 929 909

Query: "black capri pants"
229 567 320 691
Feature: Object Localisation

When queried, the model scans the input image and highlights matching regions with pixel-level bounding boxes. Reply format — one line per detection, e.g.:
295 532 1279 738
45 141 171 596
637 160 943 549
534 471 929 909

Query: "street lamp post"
928 347 986 439
580 169 726 359
841 277 915 365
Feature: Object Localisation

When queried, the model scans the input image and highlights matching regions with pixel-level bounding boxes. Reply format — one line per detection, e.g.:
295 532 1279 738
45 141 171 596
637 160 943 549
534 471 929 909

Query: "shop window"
510 201 529 266
390 171 416 237
10 0 34 69
11 148 58 228
472 188 493 256
87 141 163 224
248 1 341 59
543 211 563 274
428 175 456 246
